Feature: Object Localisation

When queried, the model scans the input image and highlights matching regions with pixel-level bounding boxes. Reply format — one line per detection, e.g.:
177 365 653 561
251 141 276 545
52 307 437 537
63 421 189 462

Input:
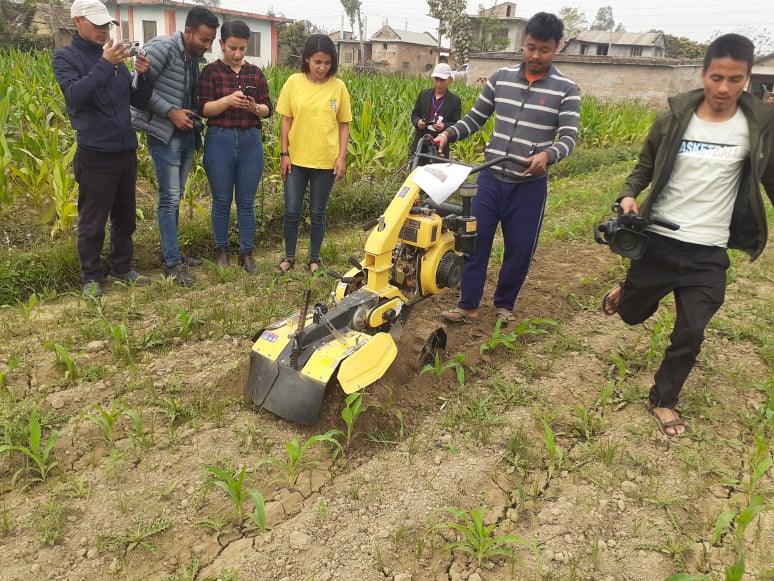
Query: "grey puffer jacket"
131 31 202 144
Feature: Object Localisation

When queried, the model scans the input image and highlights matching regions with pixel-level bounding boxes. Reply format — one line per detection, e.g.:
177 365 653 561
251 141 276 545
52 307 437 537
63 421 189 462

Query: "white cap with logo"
431 63 453 79
70 0 119 25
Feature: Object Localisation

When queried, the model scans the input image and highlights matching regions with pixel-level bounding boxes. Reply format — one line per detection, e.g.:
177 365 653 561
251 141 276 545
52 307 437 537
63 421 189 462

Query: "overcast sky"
221 0 772 47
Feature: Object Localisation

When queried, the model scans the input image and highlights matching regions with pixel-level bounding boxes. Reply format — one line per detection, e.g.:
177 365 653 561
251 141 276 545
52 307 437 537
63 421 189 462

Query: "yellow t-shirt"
276 73 353 169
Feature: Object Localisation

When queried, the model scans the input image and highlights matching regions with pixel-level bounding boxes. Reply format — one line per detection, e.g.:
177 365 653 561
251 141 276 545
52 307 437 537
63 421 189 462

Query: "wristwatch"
280 151 290 157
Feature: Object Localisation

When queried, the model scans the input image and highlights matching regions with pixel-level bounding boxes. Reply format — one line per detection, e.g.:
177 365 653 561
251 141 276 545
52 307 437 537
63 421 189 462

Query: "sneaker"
107 270 151 286
163 263 195 287
181 254 203 267
82 281 103 298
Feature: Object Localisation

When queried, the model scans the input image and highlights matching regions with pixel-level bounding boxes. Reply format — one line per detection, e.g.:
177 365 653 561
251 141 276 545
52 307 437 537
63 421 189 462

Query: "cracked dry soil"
1 240 773 581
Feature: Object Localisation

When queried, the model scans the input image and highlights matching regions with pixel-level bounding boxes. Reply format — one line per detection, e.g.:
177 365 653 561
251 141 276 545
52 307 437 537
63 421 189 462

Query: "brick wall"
467 53 703 108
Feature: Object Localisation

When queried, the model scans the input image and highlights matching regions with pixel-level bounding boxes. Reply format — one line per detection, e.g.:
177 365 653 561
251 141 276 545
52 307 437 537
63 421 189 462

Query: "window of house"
402 61 409 70
580 43 588 55
506 5 511 16
120 20 129 41
596 44 608 56
247 32 261 57
142 20 157 42
630 46 642 57
383 43 388 50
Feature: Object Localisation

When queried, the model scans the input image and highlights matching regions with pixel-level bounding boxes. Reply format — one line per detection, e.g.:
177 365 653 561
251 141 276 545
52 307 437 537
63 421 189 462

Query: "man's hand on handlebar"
434 132 448 154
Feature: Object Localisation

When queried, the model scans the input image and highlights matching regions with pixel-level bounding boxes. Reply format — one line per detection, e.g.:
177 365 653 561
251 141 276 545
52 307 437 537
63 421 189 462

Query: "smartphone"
121 41 140 57
243 85 257 98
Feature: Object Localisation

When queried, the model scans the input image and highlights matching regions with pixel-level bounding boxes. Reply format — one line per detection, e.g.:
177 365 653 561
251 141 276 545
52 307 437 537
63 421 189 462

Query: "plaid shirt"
196 60 273 129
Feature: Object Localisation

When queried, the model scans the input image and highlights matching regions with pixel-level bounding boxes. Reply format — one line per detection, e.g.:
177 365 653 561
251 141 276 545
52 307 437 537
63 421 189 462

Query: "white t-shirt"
648 107 750 247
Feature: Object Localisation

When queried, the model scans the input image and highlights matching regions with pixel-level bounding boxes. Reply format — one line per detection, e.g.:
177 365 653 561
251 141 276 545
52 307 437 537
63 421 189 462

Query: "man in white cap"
53 0 153 298
409 62 461 163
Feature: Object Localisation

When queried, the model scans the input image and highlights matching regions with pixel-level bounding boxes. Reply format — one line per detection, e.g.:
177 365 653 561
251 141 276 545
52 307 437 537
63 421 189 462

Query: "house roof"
110 0 292 23
370 25 438 46
572 31 664 46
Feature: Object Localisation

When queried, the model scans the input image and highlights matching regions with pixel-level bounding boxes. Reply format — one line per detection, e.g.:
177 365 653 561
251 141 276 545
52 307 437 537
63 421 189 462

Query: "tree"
339 0 366 64
659 32 707 59
428 0 472 65
470 3 509 52
590 6 614 31
277 20 325 68
558 6 587 38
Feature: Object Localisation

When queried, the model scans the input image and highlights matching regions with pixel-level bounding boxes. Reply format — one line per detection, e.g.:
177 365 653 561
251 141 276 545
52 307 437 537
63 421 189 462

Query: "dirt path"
1 241 772 581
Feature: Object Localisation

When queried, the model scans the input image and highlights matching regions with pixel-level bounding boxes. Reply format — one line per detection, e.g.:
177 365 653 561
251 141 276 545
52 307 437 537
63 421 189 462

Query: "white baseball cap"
70 0 119 25
431 63 453 79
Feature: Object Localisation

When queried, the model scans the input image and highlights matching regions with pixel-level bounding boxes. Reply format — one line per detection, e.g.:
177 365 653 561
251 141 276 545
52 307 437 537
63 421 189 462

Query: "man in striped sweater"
435 12 580 324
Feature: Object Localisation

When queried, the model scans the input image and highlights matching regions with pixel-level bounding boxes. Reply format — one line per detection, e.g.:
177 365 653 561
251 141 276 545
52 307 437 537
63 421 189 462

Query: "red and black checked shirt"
196 59 273 129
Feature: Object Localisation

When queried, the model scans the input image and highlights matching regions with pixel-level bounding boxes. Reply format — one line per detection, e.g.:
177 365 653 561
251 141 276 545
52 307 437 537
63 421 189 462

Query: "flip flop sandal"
495 310 516 323
602 284 622 316
274 257 295 274
645 402 689 437
441 308 475 323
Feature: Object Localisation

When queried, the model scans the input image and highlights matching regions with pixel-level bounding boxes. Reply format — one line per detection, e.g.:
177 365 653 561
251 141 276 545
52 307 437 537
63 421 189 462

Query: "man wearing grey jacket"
132 7 219 286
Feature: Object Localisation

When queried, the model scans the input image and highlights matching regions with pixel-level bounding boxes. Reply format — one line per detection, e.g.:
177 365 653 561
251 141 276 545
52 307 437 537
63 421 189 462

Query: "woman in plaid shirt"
197 20 273 274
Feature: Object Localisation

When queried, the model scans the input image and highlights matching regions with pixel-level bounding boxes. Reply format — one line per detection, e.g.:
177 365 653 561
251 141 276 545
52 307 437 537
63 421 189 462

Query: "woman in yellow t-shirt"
274 34 352 274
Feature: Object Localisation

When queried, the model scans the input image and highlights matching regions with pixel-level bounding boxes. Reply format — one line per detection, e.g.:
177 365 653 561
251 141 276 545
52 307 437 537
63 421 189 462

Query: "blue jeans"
147 132 196 267
458 169 547 312
203 127 264 251
283 165 335 261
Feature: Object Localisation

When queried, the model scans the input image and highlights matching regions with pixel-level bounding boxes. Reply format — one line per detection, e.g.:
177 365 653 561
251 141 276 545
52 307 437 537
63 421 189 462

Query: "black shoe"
82 281 104 298
215 248 230 268
163 263 195 287
181 254 203 267
107 270 151 286
238 251 258 275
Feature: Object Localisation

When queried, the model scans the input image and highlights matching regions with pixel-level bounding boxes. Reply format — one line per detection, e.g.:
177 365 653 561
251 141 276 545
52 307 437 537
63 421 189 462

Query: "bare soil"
1 238 772 581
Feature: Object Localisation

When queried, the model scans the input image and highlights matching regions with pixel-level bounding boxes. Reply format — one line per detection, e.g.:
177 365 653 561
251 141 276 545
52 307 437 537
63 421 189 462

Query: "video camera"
594 203 679 260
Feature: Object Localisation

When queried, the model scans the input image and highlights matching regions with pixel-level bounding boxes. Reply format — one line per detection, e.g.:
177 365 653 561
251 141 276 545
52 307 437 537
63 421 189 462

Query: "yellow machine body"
246 166 468 425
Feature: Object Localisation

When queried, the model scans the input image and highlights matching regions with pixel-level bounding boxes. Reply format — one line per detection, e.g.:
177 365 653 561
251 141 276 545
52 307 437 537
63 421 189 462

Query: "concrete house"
331 30 373 67
564 31 666 58
369 24 445 74
100 0 289 66
470 2 527 52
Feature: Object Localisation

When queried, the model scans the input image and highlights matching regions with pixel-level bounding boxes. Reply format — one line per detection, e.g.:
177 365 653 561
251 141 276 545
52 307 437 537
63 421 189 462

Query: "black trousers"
618 232 729 409
73 148 137 283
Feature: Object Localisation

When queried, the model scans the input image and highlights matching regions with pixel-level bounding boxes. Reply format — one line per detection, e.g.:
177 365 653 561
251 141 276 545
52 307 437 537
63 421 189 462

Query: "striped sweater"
446 63 580 182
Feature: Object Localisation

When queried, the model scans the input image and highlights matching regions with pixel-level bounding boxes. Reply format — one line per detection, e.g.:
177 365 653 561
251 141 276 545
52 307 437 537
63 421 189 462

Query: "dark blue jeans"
283 164 335 262
457 169 547 312
618 232 728 408
203 126 264 252
147 132 196 267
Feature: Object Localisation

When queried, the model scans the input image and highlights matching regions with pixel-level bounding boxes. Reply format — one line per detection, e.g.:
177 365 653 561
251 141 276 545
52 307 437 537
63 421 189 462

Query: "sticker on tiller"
260 331 279 343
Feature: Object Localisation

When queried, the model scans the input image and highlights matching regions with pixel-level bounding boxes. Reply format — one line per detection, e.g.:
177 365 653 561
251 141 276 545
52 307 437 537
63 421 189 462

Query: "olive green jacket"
619 89 774 260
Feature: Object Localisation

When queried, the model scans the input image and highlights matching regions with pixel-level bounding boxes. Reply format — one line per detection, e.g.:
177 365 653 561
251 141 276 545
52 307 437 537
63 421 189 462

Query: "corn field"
0 48 655 236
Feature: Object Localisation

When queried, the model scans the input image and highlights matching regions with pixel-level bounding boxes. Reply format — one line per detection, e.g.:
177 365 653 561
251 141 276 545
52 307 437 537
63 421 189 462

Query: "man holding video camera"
602 34 774 436
131 6 219 287
54 0 153 298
